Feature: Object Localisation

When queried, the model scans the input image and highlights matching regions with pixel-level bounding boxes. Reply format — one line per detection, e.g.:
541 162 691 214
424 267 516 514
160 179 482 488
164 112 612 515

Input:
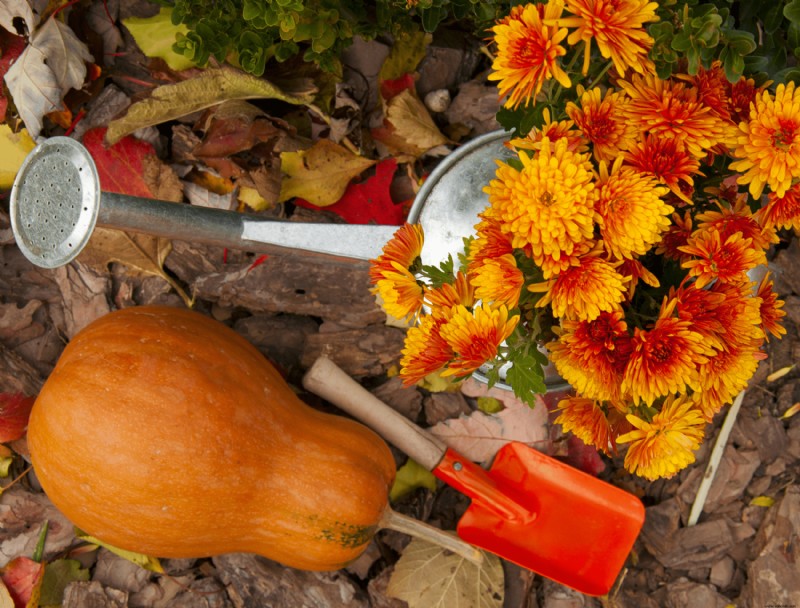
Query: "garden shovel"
303 356 645 597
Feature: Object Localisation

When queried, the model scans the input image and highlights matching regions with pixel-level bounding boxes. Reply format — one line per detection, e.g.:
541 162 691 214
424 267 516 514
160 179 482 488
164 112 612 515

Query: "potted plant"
369 0 799 481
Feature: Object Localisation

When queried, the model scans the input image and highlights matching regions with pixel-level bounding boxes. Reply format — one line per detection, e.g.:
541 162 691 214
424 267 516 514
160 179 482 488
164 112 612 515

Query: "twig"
687 390 746 526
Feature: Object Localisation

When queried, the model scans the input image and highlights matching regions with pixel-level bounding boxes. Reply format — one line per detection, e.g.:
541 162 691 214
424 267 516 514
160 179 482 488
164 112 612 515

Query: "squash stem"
378 507 484 566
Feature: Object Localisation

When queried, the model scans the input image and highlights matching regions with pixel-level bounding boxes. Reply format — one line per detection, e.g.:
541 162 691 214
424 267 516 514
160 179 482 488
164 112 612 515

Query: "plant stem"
378 507 484 565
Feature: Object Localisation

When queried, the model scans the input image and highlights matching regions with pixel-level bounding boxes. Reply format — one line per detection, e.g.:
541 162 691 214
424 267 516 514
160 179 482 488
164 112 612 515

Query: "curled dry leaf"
105 67 316 145
0 0 47 36
387 537 503 608
372 88 451 160
0 556 44 608
0 393 35 442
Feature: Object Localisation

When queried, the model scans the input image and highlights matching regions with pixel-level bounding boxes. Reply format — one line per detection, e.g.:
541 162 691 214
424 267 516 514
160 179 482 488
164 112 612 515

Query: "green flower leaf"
390 459 438 502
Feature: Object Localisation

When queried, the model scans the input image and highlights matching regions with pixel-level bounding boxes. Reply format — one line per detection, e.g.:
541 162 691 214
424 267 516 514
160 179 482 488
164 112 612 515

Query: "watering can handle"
303 357 448 471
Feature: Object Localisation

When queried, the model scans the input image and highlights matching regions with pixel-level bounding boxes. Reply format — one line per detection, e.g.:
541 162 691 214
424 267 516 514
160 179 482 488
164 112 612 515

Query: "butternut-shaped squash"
27 306 396 570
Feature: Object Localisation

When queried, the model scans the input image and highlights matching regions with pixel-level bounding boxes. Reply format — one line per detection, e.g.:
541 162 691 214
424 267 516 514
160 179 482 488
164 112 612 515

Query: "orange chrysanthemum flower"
511 108 589 154
618 257 659 301
756 182 800 232
566 86 638 162
708 279 765 350
673 283 727 350
726 75 762 125
369 223 424 284
595 157 672 260
682 61 732 122
561 0 658 76
548 311 632 401
439 304 519 377
617 393 706 480
621 301 712 404
655 210 694 261
623 135 701 204
399 315 454 386
730 81 800 199
531 247 629 321
695 341 763 420
696 198 777 252
555 397 615 455
470 254 525 309
485 137 596 278
619 74 734 159
425 271 476 314
372 266 425 322
756 272 787 342
679 229 767 289
489 1 572 109
468 215 515 266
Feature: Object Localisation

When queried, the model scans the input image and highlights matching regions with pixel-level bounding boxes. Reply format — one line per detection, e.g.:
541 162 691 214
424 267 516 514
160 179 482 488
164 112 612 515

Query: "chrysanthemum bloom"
617 393 706 480
679 229 767 289
468 215 515 266
623 135 701 204
425 271 476 316
726 75 762 125
510 108 589 154
673 283 727 350
618 257 659 300
708 279 766 350
756 182 800 232
488 1 571 109
555 397 615 455
595 157 672 260
531 247 629 321
470 254 525 309
619 74 734 159
485 137 596 278
655 210 694 261
696 198 777 252
399 315 454 386
372 265 425 321
695 341 763 420
729 81 800 199
755 272 787 342
369 223 424 284
682 61 732 122
439 304 519 377
621 300 712 404
566 86 639 162
561 0 659 76
548 311 632 401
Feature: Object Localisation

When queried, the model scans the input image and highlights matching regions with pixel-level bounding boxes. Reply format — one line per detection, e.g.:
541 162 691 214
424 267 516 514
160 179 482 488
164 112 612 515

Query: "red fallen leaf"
1 557 44 608
563 435 606 477
294 158 405 225
380 73 416 101
0 394 35 443
82 127 156 198
0 31 27 123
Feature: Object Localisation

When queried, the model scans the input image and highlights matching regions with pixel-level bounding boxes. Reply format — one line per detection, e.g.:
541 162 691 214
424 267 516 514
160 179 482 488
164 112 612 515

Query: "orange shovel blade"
435 442 645 597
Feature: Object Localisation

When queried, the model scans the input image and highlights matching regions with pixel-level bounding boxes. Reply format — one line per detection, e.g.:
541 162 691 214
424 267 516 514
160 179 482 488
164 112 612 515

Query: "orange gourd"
27 305 396 570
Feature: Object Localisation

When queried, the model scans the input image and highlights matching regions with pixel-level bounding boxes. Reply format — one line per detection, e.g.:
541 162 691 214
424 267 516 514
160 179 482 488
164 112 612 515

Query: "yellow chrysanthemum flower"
561 0 659 76
488 1 572 109
439 304 519 377
399 315 453 386
510 108 589 154
619 74 735 159
679 229 767 289
485 137 596 278
617 393 706 480
555 397 615 455
566 86 639 162
595 157 672 260
531 247 629 321
425 271 476 316
372 264 425 322
730 81 800 199
470 254 525 309
369 223 424 284
757 182 800 232
696 341 762 421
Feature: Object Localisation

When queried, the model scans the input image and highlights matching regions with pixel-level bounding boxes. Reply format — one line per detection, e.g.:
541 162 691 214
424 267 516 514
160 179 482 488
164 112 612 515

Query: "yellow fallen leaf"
385 88 450 154
767 364 795 382
122 7 196 72
0 125 36 189
238 185 271 211
781 402 800 419
278 139 376 207
749 496 775 507
106 67 316 145
78 228 194 307
76 532 163 573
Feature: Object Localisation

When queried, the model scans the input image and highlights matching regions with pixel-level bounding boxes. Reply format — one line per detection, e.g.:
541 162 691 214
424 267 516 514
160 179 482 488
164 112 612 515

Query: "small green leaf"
32 521 48 563
505 352 546 407
726 30 757 55
476 396 503 414
390 459 438 502
39 559 90 606
785 0 800 26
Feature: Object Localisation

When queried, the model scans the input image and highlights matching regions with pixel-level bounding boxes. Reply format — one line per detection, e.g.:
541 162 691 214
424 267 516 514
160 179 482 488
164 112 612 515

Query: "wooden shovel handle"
303 357 447 472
